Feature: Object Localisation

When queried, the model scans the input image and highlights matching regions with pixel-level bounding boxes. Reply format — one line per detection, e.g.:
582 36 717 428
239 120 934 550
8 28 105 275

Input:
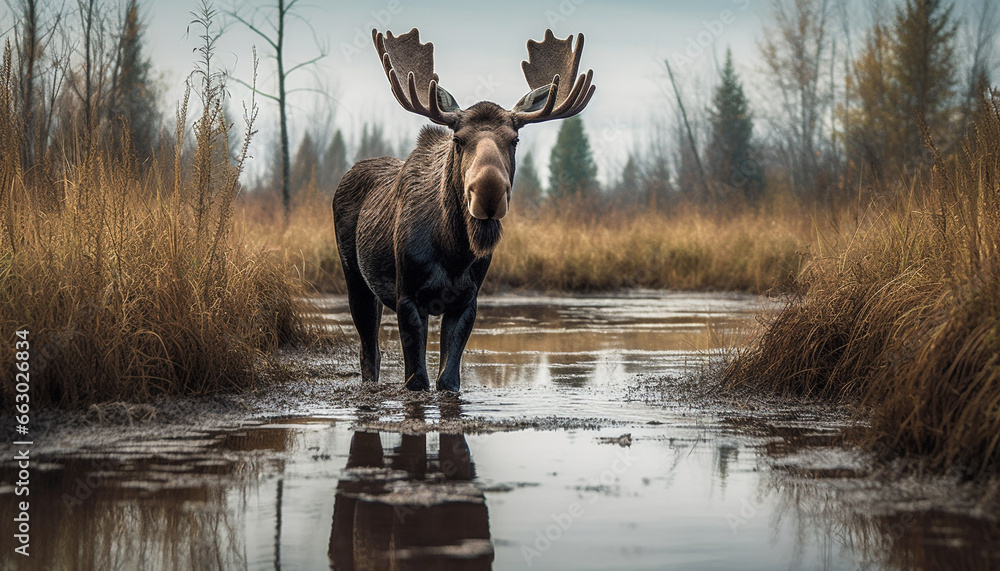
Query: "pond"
2 292 997 570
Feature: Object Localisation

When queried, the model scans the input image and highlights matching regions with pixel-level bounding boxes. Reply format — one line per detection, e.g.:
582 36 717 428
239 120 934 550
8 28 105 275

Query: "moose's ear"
436 85 462 113
512 84 552 113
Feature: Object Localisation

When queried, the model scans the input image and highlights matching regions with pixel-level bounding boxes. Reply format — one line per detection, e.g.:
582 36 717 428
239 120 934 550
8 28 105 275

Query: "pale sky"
141 0 769 184
5 0 994 185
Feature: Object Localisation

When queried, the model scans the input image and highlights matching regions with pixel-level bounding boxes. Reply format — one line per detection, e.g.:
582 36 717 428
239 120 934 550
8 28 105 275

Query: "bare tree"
229 0 327 216
9 0 65 173
759 0 835 197
665 59 709 199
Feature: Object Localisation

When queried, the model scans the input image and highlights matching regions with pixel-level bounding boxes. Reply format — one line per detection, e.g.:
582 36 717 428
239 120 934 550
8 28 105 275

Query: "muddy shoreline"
3 292 999 570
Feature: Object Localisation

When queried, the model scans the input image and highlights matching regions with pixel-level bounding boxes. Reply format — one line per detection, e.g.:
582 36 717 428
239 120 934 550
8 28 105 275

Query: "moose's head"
373 28 595 221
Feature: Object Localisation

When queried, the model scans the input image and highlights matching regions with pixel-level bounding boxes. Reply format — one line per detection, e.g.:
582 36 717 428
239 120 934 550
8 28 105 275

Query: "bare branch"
284 52 326 77
229 74 279 102
227 12 278 50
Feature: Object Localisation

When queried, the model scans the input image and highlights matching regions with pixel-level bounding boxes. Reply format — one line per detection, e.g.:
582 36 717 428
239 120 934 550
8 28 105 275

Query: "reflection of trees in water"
0 427 296 570
329 430 493 570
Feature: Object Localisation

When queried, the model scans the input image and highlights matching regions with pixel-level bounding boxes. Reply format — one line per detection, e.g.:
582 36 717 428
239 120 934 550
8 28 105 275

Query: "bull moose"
333 28 595 391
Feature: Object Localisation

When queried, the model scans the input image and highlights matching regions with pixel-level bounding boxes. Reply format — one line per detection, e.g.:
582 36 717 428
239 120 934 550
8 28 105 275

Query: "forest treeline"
4 0 997 213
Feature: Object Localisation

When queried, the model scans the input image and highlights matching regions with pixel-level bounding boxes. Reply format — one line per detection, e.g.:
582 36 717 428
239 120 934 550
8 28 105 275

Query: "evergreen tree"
512 151 543 210
109 0 159 162
891 0 958 165
845 0 958 178
319 129 348 190
354 123 394 161
618 154 641 206
290 131 318 194
706 48 762 199
547 116 599 200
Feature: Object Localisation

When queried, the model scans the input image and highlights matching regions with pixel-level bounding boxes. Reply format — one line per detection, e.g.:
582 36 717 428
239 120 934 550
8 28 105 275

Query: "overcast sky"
136 0 777 183
5 0 992 184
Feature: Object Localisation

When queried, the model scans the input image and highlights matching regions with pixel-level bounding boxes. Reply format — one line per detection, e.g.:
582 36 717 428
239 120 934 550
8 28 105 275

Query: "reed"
725 90 1000 477
0 32 315 408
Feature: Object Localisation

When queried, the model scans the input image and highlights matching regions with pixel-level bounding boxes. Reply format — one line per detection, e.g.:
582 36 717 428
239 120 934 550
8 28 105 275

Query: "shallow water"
2 292 998 570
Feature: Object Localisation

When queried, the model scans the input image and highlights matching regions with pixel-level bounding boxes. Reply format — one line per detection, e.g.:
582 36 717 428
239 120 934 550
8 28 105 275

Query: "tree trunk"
277 0 291 217
666 59 709 199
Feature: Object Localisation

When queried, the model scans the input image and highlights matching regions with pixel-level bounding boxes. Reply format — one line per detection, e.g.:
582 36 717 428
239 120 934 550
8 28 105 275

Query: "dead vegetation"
725 90 1000 478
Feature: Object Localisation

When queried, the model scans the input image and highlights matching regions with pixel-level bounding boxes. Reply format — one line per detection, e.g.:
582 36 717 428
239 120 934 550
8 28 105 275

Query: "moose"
333 28 595 391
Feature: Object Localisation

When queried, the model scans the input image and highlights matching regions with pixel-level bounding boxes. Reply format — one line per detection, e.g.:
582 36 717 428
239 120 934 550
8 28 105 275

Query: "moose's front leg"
437 300 477 392
397 296 430 391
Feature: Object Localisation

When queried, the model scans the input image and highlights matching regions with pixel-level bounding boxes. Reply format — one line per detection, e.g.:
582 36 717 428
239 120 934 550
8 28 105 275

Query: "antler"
511 30 596 125
373 28 461 127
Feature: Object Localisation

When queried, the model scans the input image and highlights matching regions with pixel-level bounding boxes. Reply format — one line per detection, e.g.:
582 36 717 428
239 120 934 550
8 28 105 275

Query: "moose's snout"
465 139 511 220
467 167 510 219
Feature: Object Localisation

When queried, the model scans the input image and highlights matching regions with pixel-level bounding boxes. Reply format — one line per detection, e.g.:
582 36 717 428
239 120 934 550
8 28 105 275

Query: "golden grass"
491 202 809 293
0 44 315 408
242 191 813 296
725 91 1000 477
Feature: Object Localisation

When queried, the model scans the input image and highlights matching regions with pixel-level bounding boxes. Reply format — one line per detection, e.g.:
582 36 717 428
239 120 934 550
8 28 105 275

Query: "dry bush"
0 32 314 407
725 90 1000 477
237 185 343 294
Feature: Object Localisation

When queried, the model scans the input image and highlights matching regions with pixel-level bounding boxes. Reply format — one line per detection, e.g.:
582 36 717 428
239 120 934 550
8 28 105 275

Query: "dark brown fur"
333 102 517 391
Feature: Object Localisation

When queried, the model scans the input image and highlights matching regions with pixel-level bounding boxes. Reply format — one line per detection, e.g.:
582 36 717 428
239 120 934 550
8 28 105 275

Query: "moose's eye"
511 137 520 148
453 136 465 148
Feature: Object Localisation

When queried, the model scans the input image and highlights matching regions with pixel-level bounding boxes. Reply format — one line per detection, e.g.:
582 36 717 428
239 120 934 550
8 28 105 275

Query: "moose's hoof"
361 359 380 384
405 374 430 391
436 378 460 392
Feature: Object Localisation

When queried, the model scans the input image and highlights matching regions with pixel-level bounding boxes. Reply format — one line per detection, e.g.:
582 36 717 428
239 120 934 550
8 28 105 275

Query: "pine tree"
513 151 543 210
547 116 599 200
891 0 958 165
109 0 159 162
845 0 958 179
706 48 762 199
319 129 347 190
618 154 641 206
290 131 318 194
354 123 394 161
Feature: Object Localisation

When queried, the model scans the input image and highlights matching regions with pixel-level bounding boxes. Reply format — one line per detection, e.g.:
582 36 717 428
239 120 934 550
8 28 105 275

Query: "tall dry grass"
491 201 809 292
725 90 1000 477
241 190 813 295
0 35 313 407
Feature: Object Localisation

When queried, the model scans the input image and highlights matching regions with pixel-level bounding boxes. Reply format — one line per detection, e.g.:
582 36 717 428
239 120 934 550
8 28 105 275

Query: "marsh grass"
0 27 315 407
243 190 813 296
490 201 809 293
725 90 1000 477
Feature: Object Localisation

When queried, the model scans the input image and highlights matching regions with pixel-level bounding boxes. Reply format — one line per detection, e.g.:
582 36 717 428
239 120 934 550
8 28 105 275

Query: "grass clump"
725 90 1000 477
0 29 313 407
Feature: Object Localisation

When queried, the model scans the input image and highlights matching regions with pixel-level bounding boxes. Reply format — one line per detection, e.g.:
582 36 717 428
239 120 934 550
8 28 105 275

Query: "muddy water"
2 293 998 570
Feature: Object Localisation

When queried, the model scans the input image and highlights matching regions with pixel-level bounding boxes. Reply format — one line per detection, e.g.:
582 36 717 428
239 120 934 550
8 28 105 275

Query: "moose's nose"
467 167 510 220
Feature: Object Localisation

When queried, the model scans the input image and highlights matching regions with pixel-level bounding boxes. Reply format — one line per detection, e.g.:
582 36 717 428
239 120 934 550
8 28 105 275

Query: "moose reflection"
329 430 492 570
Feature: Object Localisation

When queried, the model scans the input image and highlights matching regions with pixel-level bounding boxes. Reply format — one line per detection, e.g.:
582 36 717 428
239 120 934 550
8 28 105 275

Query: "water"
2 292 997 570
